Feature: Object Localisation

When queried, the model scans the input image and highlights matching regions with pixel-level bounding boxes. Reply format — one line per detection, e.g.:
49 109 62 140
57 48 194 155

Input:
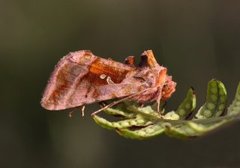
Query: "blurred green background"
1 0 240 167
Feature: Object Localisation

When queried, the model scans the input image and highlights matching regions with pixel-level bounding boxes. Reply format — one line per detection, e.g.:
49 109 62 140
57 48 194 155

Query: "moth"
41 50 176 114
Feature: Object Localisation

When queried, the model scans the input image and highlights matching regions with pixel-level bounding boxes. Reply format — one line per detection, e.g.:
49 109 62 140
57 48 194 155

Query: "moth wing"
41 50 136 110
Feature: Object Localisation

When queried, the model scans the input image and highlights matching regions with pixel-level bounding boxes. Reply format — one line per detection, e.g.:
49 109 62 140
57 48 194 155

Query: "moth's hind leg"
92 97 131 116
68 105 86 117
81 106 86 116
98 101 108 108
92 89 150 116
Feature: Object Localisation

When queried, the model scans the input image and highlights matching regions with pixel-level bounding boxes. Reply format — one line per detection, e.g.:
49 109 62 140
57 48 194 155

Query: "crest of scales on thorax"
41 50 176 114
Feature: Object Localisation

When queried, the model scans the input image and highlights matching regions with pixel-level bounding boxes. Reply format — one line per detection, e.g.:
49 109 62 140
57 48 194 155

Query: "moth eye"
163 84 170 92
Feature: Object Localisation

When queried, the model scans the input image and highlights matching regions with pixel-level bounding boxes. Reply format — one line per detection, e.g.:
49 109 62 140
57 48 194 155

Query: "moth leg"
140 103 145 108
68 106 85 117
68 110 74 118
124 56 135 67
91 88 151 116
99 101 107 108
81 106 86 117
156 89 162 113
157 100 160 113
91 96 134 116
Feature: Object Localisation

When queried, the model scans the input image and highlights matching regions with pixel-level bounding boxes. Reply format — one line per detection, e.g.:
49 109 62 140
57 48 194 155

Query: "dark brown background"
1 0 240 167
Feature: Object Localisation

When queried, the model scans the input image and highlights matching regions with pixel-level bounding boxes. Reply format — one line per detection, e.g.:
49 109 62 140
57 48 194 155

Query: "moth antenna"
91 88 151 116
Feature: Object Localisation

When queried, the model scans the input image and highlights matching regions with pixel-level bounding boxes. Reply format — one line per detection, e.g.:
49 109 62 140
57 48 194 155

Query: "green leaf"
195 80 227 119
116 123 165 140
176 88 196 119
227 83 240 116
92 80 240 140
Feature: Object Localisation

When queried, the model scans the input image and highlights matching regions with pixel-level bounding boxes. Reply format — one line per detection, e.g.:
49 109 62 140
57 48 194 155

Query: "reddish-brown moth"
41 50 176 114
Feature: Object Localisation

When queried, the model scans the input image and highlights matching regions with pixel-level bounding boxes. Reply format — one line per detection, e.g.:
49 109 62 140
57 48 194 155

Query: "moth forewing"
41 50 176 115
41 50 135 110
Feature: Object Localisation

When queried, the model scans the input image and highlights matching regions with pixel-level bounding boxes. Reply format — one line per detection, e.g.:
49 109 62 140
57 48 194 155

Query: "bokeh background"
1 0 240 167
